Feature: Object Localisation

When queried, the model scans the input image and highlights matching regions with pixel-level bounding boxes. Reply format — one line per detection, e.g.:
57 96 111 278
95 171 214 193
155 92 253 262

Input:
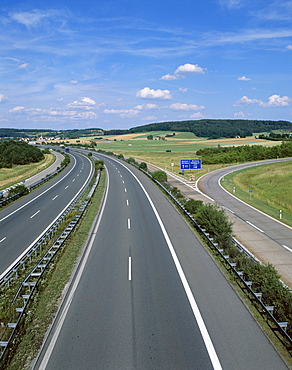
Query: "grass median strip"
5 170 106 370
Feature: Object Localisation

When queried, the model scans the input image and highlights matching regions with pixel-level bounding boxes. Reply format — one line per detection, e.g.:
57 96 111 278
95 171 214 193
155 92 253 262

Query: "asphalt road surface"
33 154 288 370
0 151 93 278
157 158 292 288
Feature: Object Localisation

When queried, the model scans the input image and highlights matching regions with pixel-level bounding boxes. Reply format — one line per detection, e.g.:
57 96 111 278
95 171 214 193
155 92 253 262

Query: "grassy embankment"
221 162 292 227
0 153 55 190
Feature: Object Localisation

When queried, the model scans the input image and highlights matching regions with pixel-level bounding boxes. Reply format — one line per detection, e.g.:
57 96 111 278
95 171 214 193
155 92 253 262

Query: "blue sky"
0 0 292 130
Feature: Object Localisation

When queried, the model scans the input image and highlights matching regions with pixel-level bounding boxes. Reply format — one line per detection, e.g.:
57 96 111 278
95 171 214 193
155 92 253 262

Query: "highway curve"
197 158 292 287
33 154 288 370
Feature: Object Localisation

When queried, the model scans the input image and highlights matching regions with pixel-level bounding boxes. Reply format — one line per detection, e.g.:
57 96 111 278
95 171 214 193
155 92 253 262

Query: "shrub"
139 162 148 171
152 170 167 183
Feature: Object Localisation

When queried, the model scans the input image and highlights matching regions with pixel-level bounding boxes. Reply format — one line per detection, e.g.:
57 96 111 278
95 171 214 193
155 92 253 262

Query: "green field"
0 154 55 190
221 162 292 226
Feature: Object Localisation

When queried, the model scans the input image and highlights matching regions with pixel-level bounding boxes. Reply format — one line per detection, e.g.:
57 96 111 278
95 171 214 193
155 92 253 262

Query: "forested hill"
0 119 291 140
105 119 292 139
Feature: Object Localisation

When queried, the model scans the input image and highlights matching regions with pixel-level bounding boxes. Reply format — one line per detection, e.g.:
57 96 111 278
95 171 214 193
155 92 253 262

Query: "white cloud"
286 45 292 50
160 74 178 81
168 103 205 111
175 63 206 76
0 94 7 103
10 10 56 28
18 63 29 69
160 63 206 80
11 11 47 27
235 94 291 107
179 87 188 93
234 95 261 105
260 94 291 107
8 106 25 113
66 97 97 109
190 112 204 118
134 104 158 110
142 115 157 121
70 80 79 84
234 111 247 118
238 76 251 81
136 87 172 100
104 108 140 118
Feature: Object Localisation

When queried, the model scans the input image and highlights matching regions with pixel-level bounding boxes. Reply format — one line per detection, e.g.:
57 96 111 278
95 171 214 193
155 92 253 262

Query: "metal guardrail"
0 165 66 208
71 151 292 353
148 171 292 354
0 171 101 365
115 158 292 353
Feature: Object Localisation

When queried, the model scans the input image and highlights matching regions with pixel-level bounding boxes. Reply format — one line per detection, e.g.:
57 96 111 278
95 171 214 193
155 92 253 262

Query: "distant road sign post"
180 159 202 170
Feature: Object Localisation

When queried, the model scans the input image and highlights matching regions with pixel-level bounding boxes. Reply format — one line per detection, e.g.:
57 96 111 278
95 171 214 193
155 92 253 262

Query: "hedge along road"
196 158 292 288
33 153 287 370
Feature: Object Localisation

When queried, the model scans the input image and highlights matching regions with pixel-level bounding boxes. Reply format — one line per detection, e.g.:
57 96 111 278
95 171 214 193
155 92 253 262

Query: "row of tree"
259 132 292 141
104 119 292 139
0 141 45 168
196 142 292 164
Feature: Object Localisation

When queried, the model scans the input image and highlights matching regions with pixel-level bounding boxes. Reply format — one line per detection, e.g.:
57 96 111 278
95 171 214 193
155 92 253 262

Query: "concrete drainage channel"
0 171 101 367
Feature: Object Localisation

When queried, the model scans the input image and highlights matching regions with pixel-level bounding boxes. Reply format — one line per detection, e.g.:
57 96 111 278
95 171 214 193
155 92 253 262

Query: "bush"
139 162 148 171
128 157 136 164
185 199 203 214
8 184 29 197
152 170 167 183
196 203 233 248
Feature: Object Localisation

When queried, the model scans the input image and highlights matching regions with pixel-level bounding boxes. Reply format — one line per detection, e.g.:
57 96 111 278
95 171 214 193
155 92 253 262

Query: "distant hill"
0 128 103 140
0 119 291 140
104 119 292 139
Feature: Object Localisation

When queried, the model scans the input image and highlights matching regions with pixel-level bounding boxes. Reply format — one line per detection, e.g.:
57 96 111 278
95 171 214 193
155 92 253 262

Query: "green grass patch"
222 162 292 226
5 171 106 370
0 154 55 190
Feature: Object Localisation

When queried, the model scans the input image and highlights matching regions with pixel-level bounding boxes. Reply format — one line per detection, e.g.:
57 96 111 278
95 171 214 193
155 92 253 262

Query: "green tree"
152 170 167 183
196 203 233 248
139 162 148 171
185 199 203 214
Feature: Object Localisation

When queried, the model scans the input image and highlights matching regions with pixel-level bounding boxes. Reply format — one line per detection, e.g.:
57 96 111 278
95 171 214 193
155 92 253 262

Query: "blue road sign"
180 159 202 170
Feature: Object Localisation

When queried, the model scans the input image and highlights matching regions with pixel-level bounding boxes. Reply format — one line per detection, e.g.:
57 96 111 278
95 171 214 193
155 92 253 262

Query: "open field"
58 132 281 148
0 154 54 190
222 162 292 226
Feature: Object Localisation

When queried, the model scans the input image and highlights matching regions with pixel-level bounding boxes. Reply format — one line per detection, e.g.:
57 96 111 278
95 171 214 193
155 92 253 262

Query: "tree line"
104 119 292 139
196 142 292 164
0 141 45 168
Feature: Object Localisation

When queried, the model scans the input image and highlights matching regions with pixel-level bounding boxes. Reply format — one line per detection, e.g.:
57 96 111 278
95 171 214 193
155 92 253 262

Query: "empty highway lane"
34 155 288 369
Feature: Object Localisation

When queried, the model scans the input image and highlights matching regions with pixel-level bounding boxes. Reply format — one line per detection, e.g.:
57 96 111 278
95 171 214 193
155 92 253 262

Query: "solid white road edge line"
0 155 93 281
36 166 110 370
118 160 223 370
246 220 264 233
282 245 292 253
0 156 77 224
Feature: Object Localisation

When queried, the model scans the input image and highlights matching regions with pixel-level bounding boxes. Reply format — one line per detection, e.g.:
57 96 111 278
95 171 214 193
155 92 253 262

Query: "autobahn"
33 153 288 369
0 150 93 278
156 158 292 288
196 158 292 288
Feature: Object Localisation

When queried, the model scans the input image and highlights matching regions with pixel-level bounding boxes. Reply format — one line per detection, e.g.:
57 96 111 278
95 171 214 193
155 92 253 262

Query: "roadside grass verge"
221 162 292 227
0 154 55 190
5 171 106 370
